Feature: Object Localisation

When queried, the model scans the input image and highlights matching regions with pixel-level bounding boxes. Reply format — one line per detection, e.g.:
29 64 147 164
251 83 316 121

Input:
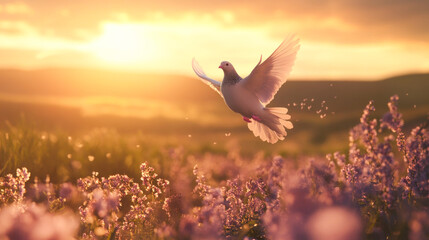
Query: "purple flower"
59 182 76 200
380 95 404 133
0 168 31 205
401 125 429 198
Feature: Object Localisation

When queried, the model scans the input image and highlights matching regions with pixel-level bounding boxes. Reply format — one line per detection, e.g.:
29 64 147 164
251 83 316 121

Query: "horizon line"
0 66 427 82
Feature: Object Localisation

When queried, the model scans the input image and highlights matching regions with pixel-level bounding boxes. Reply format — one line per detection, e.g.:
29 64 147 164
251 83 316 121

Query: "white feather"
247 107 292 144
192 58 222 96
242 35 300 105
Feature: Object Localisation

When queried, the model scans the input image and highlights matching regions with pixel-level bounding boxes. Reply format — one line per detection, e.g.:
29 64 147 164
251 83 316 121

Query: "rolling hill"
0 68 427 154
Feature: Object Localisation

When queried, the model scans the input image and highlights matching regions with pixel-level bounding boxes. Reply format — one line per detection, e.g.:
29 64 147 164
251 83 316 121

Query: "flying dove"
192 36 300 144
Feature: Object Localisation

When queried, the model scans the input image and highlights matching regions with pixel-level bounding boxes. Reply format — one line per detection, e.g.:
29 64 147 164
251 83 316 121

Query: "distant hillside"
0 68 217 103
0 68 427 154
275 73 429 112
0 68 427 111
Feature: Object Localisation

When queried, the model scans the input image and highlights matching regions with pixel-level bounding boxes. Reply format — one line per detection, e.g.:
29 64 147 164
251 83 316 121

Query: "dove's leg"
243 116 252 123
252 115 262 122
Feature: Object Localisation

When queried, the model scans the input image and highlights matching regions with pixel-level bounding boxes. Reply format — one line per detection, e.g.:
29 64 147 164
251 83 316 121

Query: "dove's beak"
218 65 222 69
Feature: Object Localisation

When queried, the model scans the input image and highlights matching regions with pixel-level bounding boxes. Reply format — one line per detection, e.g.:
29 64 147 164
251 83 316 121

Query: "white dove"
192 35 300 144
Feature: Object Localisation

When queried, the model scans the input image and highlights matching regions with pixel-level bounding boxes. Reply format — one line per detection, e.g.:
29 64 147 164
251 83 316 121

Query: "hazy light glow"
0 11 428 79
90 23 156 65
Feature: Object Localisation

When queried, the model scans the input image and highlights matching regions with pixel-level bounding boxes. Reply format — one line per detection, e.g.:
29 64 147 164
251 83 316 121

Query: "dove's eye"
226 63 229 66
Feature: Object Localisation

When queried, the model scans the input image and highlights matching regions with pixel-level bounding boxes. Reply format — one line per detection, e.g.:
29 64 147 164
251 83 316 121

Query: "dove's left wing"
192 58 222 96
242 35 300 105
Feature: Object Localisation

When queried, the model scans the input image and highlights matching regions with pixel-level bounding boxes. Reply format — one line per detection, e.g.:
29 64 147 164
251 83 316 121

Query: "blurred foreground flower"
0 203 78 240
307 207 362 240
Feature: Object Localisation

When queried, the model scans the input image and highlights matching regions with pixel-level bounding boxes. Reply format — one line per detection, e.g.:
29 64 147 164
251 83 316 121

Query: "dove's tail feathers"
247 120 284 144
247 107 293 144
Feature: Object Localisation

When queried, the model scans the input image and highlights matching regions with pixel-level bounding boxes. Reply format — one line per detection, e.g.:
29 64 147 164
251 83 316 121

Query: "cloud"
0 0 427 79
312 0 429 44
0 3 32 14
0 0 426 45
0 21 36 36
0 48 99 70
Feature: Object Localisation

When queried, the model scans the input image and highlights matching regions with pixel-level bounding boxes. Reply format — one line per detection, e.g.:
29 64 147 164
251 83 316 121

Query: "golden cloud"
0 3 32 14
0 0 426 45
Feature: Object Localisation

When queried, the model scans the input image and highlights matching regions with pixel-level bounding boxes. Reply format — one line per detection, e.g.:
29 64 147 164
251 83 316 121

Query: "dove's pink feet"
243 116 252 123
252 115 262 122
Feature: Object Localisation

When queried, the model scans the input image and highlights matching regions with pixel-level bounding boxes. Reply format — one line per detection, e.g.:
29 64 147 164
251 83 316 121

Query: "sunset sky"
1 0 428 79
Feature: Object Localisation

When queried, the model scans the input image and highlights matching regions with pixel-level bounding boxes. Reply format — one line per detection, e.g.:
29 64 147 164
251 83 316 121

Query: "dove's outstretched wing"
242 35 300 105
192 58 222 96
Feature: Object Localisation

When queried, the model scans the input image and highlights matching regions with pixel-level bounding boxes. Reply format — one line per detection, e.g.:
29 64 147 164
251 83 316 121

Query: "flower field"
0 95 428 240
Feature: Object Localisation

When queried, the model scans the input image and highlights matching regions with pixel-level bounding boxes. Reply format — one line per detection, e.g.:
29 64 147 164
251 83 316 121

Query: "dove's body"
221 80 263 119
192 35 300 143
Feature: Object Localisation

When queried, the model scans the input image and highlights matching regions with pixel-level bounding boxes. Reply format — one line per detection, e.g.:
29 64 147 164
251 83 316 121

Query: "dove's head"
219 61 234 72
219 61 241 83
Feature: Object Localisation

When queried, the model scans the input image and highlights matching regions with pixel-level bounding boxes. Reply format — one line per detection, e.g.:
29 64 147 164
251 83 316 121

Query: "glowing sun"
91 23 153 65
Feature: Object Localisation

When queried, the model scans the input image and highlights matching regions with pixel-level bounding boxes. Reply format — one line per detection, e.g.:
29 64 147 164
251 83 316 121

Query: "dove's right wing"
241 35 300 105
192 58 222 96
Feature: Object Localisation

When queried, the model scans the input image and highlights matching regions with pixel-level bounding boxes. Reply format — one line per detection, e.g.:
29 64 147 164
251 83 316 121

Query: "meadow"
0 70 428 239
